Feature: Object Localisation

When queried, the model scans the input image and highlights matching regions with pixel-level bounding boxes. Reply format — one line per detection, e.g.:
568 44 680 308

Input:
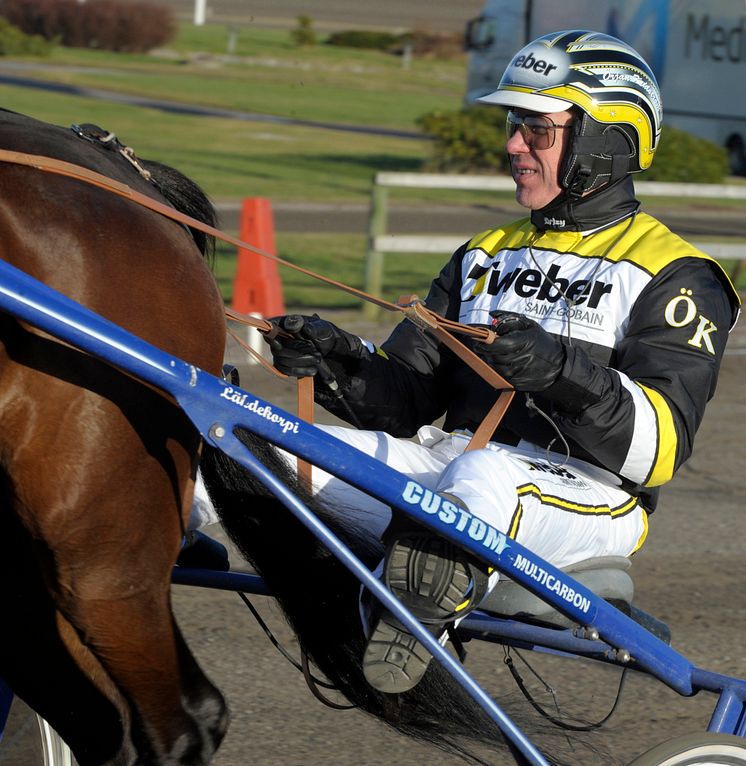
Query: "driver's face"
506 109 575 210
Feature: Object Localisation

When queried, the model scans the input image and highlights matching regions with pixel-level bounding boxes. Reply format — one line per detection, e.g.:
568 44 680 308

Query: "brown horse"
0 108 228 765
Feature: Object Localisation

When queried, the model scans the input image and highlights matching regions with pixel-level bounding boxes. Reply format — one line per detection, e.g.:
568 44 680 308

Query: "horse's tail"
200 430 604 766
141 158 217 262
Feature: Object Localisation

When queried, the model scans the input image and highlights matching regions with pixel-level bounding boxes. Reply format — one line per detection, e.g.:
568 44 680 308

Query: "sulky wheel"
628 732 746 765
0 697 77 766
35 714 77 766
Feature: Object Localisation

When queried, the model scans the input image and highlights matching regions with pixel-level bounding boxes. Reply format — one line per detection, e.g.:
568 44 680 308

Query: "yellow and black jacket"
321 211 740 512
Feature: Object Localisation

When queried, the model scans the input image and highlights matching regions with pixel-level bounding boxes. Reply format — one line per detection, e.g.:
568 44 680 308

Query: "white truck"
464 0 746 173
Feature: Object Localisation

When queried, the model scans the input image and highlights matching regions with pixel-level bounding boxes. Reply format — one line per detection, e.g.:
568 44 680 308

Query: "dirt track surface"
166 319 746 766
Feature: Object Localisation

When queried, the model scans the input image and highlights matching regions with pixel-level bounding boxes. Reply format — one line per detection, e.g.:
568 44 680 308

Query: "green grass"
0 83 428 201
0 22 471 221
5 23 744 208
10 24 467 132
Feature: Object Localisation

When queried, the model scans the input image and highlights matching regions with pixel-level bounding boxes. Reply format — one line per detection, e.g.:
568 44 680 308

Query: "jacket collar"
530 176 639 233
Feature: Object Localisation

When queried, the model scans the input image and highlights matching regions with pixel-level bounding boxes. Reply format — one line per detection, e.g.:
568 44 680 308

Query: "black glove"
470 311 566 392
267 314 367 378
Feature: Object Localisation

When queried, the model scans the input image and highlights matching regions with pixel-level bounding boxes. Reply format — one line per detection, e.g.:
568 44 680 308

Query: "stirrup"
362 532 488 694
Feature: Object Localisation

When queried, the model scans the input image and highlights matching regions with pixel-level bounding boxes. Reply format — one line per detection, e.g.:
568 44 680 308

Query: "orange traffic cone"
232 197 285 317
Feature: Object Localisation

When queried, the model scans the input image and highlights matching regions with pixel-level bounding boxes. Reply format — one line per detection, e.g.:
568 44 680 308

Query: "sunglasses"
506 110 575 150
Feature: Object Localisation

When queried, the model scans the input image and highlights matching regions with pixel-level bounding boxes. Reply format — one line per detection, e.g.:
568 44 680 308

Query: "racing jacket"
321 207 740 512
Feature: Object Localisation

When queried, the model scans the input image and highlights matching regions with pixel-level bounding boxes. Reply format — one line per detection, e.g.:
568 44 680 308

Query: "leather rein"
0 149 514 459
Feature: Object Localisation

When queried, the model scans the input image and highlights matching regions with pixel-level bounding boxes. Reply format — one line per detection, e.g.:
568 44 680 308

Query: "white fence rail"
374 172 746 199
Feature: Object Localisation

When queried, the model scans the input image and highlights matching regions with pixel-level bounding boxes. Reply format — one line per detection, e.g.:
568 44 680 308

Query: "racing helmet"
477 30 662 194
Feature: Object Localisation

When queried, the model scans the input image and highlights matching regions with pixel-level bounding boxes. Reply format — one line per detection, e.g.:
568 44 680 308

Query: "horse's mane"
140 158 217 263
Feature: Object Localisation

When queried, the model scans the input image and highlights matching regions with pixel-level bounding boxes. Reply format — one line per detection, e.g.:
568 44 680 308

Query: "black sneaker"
362 532 488 694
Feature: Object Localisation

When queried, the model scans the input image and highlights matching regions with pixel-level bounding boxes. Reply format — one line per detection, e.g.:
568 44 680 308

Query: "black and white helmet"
478 30 662 193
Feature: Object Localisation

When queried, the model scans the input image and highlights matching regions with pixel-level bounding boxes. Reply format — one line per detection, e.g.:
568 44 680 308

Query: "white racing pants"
191 424 648 572
287 425 647 572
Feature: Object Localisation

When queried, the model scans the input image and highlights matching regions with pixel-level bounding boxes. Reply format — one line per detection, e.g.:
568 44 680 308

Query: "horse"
0 108 228 765
0 108 592 766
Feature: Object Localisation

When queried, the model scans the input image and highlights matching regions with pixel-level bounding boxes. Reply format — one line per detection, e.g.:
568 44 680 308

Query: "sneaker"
362 532 488 694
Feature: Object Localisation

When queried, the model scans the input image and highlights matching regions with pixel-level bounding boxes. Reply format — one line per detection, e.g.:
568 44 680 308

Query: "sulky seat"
480 556 671 644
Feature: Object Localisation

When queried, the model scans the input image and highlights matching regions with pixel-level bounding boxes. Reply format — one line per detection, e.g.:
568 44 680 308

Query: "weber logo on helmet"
512 51 558 76
504 44 568 86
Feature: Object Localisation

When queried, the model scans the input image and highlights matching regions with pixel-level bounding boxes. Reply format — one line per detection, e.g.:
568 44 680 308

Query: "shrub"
0 16 51 55
326 27 464 59
642 126 728 183
417 106 509 173
399 28 464 59
0 0 177 52
326 29 400 51
290 14 315 47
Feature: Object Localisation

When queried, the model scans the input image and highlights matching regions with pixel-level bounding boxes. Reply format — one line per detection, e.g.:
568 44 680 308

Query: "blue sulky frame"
0 258 745 764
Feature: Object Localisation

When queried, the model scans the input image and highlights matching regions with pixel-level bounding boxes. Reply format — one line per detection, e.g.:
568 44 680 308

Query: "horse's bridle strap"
0 149 513 452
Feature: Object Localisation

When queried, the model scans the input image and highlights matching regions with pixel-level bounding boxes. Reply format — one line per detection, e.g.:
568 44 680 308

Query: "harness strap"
295 377 315 490
0 149 514 453
464 390 515 452
395 296 510 391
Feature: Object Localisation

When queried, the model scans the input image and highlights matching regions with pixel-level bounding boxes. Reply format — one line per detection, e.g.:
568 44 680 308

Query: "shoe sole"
387 536 473 619
362 536 473 694
362 612 434 694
